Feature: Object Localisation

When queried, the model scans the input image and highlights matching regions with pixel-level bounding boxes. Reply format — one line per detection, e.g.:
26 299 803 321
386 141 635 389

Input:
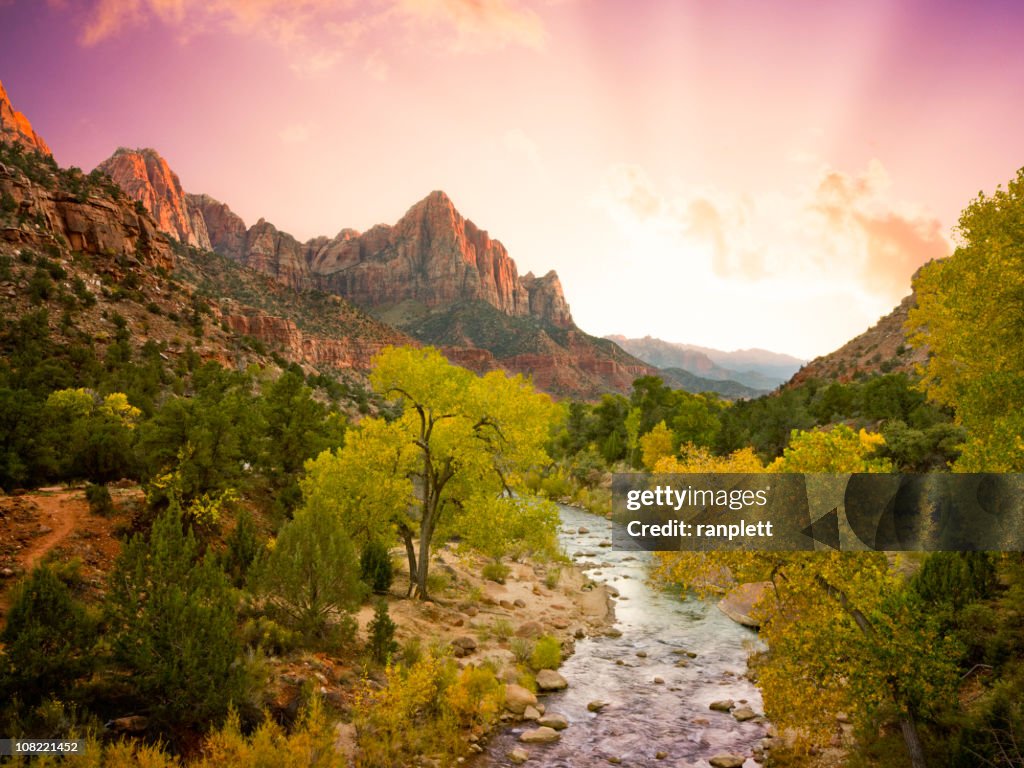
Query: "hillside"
657 367 766 399
787 291 928 387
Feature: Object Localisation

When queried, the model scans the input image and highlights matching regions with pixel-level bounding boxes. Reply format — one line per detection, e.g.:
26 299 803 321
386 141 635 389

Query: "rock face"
0 160 173 274
96 148 211 250
0 80 52 157
188 193 246 258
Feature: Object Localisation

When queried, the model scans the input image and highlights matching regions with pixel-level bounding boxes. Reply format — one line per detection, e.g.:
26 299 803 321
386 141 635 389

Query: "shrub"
106 503 246 729
240 617 298 656
530 635 561 671
511 637 534 664
482 560 509 584
223 510 261 588
0 565 97 705
360 538 394 595
84 482 115 516
367 599 398 665
491 618 514 642
545 566 562 590
255 504 365 649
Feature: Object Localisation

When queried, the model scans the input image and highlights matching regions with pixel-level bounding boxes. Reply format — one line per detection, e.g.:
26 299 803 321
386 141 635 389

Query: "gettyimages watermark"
612 473 1024 552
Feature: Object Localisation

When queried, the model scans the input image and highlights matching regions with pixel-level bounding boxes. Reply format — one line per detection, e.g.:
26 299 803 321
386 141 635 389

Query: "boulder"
520 726 560 744
509 747 529 764
732 706 757 721
717 581 770 628
709 755 746 768
709 700 734 712
536 669 568 691
505 684 538 715
537 713 568 730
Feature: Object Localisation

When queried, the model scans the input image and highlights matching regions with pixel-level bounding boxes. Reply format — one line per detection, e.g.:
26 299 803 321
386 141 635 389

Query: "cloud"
74 0 551 63
597 159 949 303
394 0 547 51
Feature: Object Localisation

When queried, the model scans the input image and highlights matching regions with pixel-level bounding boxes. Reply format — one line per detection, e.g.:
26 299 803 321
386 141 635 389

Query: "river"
478 503 769 767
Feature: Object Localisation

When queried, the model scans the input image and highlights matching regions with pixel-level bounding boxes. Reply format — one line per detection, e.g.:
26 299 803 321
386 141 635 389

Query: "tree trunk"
899 710 928 768
399 525 417 598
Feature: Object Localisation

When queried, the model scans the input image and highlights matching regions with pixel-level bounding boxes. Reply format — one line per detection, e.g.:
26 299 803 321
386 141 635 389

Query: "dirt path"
21 488 89 569
0 488 90 615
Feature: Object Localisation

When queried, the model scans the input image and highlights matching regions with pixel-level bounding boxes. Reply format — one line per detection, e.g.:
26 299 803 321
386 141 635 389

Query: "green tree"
907 166 1024 470
0 565 96 705
106 503 245 729
255 503 365 647
366 599 398 665
368 346 557 599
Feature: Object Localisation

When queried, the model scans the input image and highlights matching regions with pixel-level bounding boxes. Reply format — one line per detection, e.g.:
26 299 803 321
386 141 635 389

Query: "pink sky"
3 0 1024 358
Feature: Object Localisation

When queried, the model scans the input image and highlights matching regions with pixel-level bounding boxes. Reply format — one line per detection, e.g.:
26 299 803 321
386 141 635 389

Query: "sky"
2 0 1024 359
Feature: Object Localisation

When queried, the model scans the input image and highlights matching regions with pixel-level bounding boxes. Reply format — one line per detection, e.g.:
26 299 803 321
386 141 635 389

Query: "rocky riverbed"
477 504 772 768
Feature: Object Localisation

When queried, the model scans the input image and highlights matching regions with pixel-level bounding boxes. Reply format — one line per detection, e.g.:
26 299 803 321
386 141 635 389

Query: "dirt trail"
0 488 90 615
22 489 89 569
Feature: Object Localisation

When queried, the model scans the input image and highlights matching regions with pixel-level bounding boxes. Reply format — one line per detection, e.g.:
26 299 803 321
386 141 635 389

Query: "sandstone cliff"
0 80 52 157
96 148 211 250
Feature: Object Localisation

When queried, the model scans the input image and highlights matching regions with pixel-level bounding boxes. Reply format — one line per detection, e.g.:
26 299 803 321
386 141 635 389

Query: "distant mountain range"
605 335 804 394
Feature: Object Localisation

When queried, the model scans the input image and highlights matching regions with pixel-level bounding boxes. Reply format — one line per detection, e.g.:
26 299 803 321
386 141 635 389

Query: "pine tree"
106 503 244 729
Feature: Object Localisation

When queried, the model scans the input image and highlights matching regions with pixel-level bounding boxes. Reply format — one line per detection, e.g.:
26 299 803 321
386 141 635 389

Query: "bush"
482 560 510 584
360 538 394 595
491 618 514 642
0 565 96 705
511 637 534 664
106 503 246 729
240 617 298 656
530 635 561 671
255 504 365 649
367 599 398 665
84 482 114 516
223 510 261 588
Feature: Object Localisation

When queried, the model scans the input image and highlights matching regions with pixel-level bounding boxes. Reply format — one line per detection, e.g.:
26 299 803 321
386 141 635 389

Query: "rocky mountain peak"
0 79 52 157
96 147 211 250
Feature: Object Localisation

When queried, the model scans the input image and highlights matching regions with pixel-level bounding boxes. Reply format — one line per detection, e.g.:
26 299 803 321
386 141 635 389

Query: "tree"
255 502 365 647
0 565 96 705
301 418 417 587
368 347 557 599
106 503 245 729
907 166 1024 470
639 421 675 470
653 426 950 768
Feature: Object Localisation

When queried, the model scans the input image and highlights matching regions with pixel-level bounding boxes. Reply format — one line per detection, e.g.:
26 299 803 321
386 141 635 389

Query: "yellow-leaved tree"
316 347 558 599
907 166 1024 471
654 426 956 768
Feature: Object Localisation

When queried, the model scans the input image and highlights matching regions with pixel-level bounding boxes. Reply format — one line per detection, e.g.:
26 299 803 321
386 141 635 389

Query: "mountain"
605 335 798 390
657 367 766 399
0 89 410 387
787 290 927 387
98 148 651 398
96 148 211 250
0 80 51 158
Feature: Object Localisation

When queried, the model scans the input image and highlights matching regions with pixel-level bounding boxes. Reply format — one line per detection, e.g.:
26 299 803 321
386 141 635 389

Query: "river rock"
732 706 757 721
536 669 568 691
578 527 589 534
537 713 568 730
709 755 746 768
653 677 664 684
587 700 609 712
509 747 529 763
709 699 734 712
520 726 560 744
717 581 770 628
505 684 538 714
523 705 541 720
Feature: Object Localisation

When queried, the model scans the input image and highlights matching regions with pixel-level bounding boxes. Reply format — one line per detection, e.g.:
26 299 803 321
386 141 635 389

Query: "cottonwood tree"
360 346 557 599
654 428 955 768
908 166 1024 470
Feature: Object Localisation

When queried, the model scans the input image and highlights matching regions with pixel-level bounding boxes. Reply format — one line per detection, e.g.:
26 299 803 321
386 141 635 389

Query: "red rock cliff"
0 80 52 157
96 148 211 250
